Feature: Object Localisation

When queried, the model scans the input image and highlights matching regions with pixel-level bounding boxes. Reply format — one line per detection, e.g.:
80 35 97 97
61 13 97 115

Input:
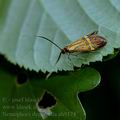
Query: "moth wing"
65 38 91 52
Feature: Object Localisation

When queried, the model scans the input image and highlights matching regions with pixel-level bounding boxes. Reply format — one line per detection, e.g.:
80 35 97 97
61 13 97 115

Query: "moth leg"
59 54 73 67
67 53 74 66
70 52 81 58
67 53 89 67
70 53 86 61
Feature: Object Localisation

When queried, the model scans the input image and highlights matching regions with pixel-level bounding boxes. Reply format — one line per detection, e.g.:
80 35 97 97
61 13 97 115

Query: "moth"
37 31 107 64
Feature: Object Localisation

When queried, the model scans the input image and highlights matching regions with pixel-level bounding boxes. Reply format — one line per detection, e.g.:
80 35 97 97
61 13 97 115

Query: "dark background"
79 54 120 120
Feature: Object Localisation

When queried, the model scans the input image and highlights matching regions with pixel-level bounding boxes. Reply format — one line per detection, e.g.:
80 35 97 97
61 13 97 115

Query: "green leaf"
0 66 100 120
0 0 120 72
103 49 120 61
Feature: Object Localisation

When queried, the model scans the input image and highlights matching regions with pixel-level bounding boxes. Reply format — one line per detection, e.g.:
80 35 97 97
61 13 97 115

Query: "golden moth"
37 31 107 64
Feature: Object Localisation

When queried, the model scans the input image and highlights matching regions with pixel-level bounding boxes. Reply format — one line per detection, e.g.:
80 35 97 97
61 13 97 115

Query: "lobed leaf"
0 66 100 120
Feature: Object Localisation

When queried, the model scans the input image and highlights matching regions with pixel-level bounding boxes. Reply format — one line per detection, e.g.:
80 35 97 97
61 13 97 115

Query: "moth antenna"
37 36 63 51
87 31 98 36
55 52 62 64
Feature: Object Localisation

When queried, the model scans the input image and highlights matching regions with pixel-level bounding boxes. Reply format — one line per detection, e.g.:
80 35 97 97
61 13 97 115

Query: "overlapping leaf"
0 66 100 120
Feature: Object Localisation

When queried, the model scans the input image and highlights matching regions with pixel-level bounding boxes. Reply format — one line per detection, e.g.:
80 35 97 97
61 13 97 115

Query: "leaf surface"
0 0 120 72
